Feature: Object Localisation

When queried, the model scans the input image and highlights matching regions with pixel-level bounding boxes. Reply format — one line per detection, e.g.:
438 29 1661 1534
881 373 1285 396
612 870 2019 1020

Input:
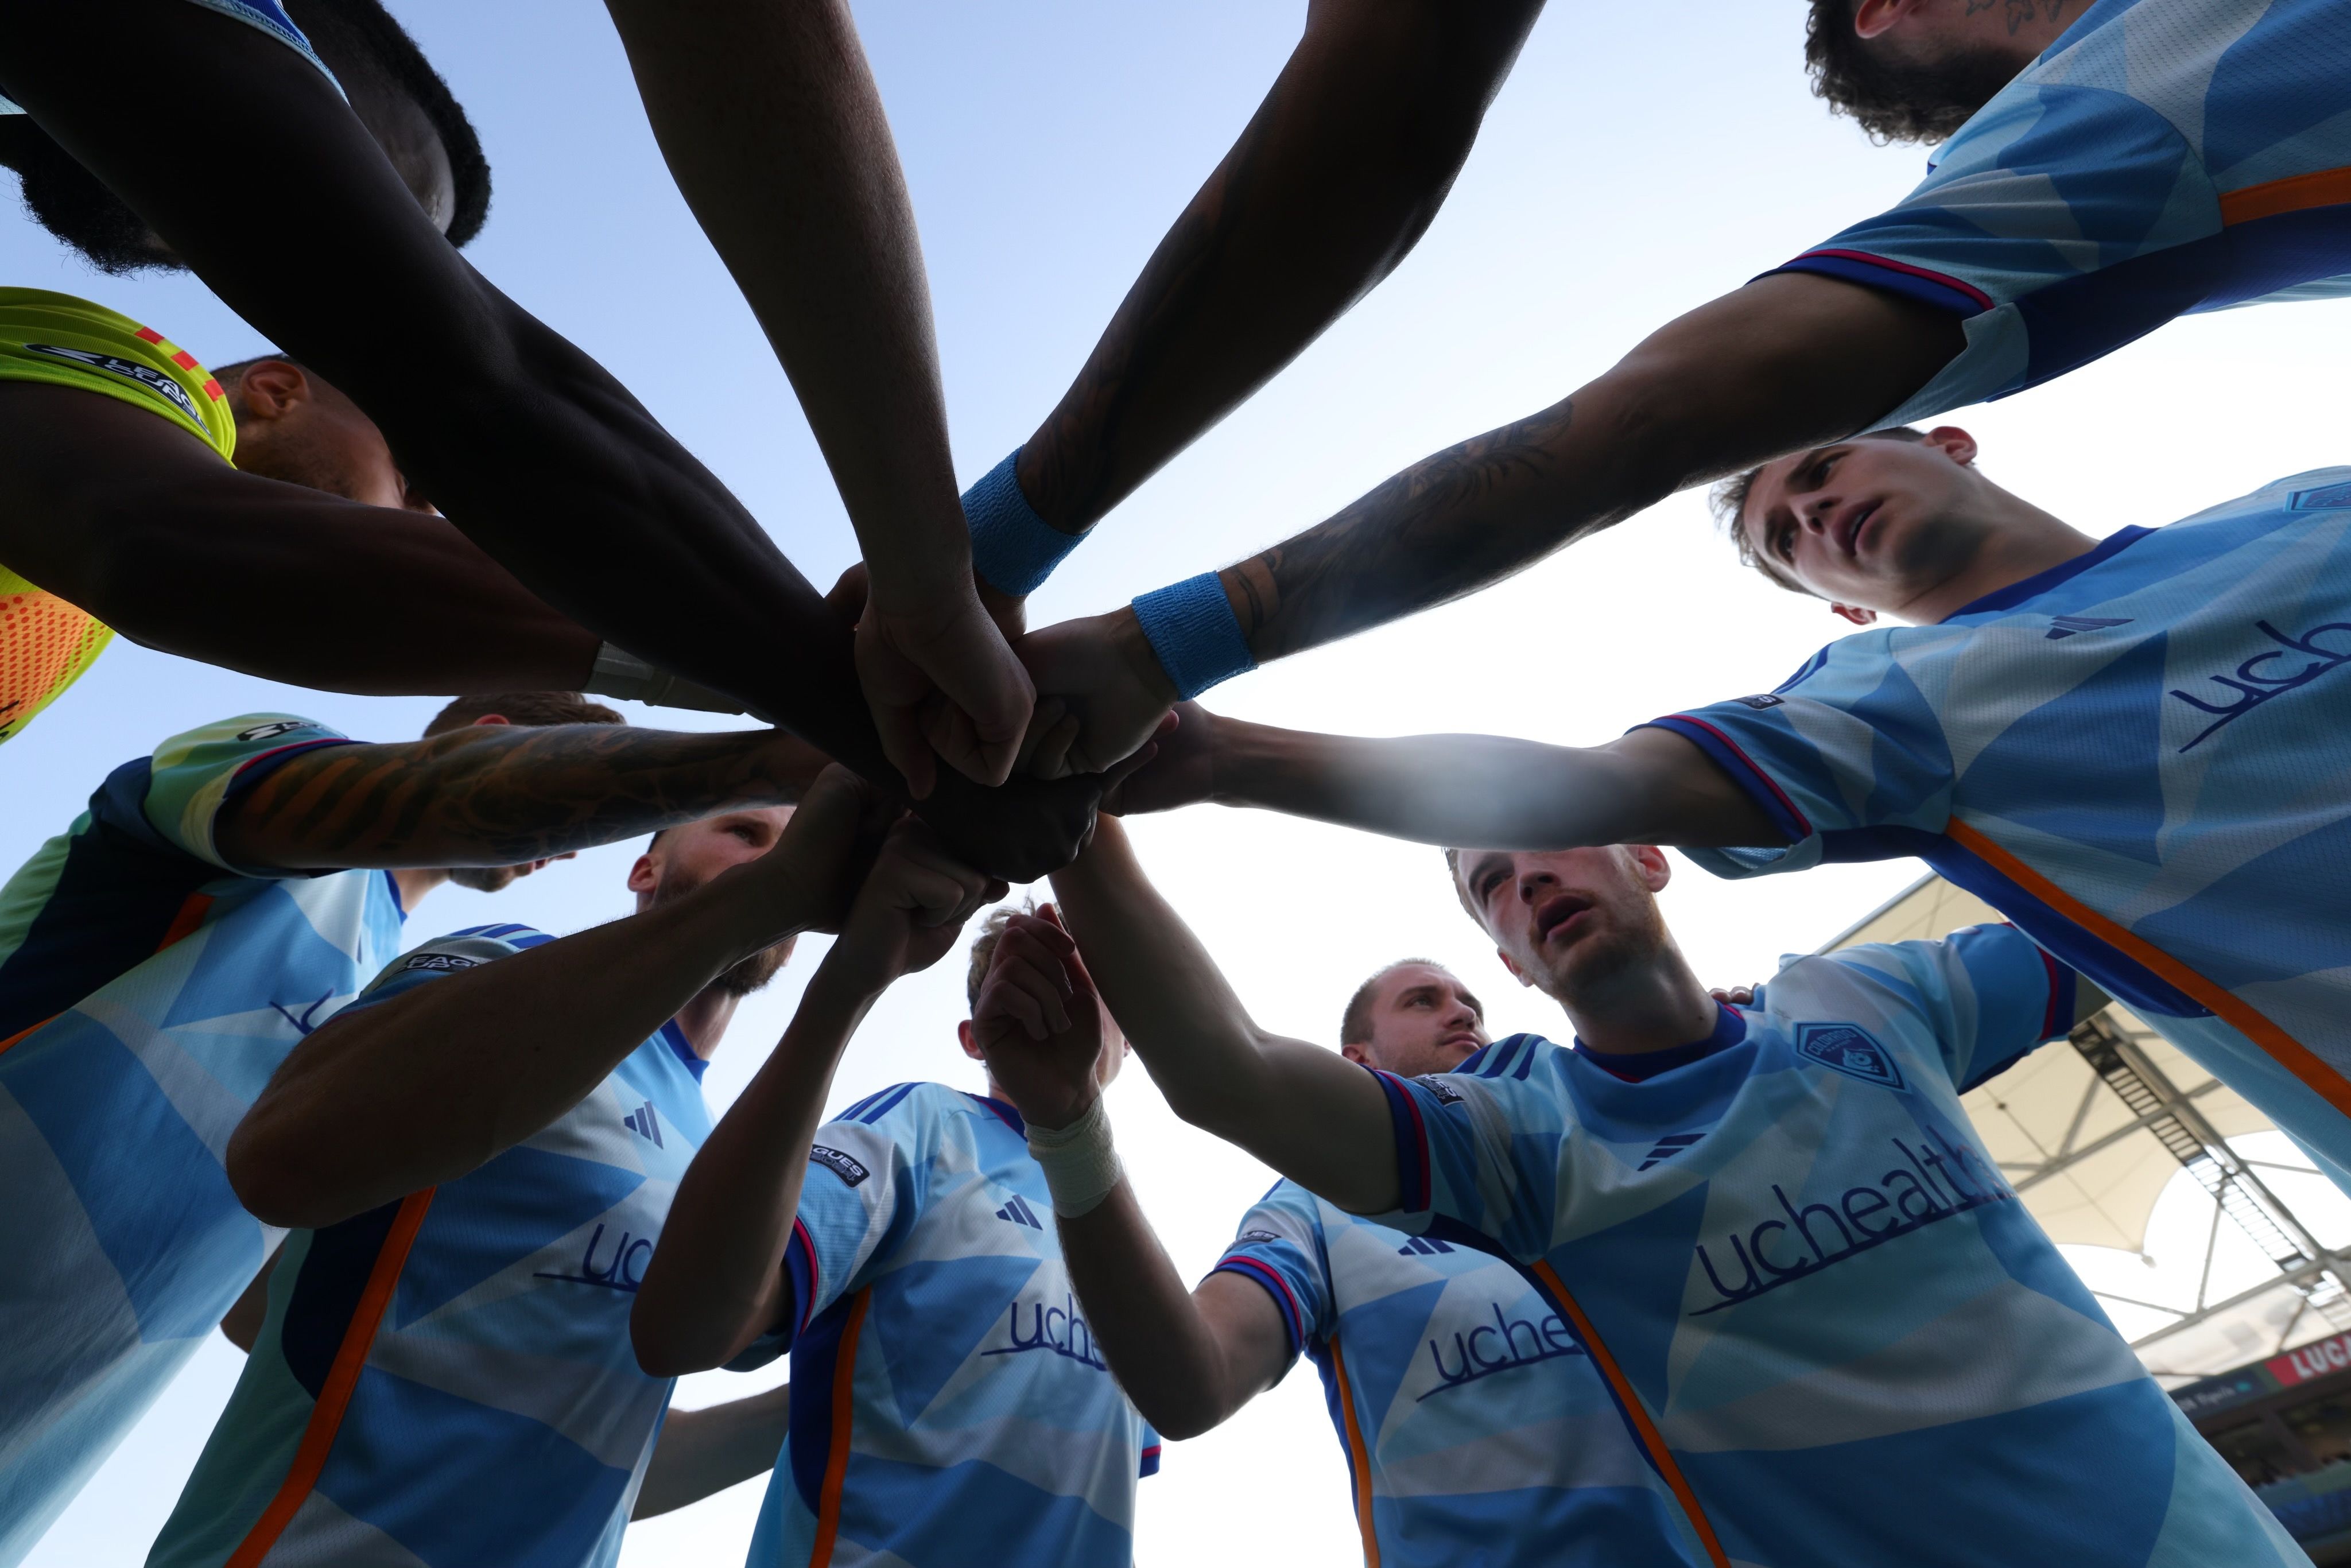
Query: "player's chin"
447 864 525 893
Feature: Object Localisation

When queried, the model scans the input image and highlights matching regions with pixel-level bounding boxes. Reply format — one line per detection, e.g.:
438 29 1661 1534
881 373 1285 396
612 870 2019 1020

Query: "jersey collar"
659 1019 707 1081
967 1092 1026 1136
1941 526 2152 620
1573 1002 1748 1082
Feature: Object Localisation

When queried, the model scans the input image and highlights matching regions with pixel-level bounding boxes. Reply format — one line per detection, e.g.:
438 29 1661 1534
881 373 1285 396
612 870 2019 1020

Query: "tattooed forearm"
222 723 814 871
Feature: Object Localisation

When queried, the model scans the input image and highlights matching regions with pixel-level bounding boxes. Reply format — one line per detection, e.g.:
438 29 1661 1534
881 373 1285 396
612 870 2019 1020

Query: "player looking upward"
1011 0 2351 779
971 943 1709 1568
0 693 836 1563
980 817 2299 1568
145 775 972 1568
630 908 1160 1568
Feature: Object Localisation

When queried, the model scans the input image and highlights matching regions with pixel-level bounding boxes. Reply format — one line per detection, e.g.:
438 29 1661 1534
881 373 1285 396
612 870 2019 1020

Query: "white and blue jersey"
735 1082 1158 1568
1653 469 2351 1198
1370 927 2300 1568
0 715 401 1567
146 925 713 1568
1773 0 2351 425
1215 1185 1708 1567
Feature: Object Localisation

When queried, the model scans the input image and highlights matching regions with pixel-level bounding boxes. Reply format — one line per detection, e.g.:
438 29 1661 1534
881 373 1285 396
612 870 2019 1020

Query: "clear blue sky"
13 2 2351 1562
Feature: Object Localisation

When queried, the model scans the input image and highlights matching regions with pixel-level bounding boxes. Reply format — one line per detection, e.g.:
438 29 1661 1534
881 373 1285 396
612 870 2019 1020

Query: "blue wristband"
1131 573 1256 700
964 450 1081 596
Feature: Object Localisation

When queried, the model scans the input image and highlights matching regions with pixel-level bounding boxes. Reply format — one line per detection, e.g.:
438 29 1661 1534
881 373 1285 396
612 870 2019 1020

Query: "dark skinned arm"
1012 0 1547 542
1018 273 1965 775
226 772 874 1229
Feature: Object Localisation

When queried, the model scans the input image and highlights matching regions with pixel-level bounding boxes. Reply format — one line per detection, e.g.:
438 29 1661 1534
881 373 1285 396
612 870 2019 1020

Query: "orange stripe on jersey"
1944 821 2351 1118
2220 165 2351 227
156 892 215 952
203 379 224 400
134 327 163 344
1325 1335 1381 1567
1531 1261 1730 1568
226 1189 434 1568
0 1017 55 1058
809 1287 872 1567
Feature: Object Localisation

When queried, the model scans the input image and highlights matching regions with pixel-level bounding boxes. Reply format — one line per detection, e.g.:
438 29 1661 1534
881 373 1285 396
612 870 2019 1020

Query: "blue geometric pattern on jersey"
1212 1182 1708 1568
1771 0 2351 425
0 716 401 1566
1372 931 2300 1568
147 926 712 1568
1656 471 2351 1198
742 1084 1158 1568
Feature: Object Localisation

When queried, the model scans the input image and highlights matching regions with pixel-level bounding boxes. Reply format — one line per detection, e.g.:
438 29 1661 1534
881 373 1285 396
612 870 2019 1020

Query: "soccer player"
630 908 1161 1568
145 773 984 1567
0 0 1036 815
1100 424 2351 1203
970 944 1709 1567
1012 0 2351 778
0 692 835 1562
979 817 2302 1568
0 287 742 749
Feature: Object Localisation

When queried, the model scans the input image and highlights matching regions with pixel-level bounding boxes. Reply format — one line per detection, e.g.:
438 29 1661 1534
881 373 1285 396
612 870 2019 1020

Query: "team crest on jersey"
809 1144 870 1187
236 720 311 743
2290 482 2351 510
1414 1075 1464 1105
24 342 207 428
1795 1023 1904 1090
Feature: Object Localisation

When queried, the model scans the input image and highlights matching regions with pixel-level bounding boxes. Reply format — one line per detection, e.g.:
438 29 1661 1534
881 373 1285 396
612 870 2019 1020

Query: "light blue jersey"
736 1082 1158 1568
1371 927 2302 1568
148 925 713 1568
1774 0 2351 425
1216 1183 1707 1567
0 715 401 1567
1654 470 2351 1197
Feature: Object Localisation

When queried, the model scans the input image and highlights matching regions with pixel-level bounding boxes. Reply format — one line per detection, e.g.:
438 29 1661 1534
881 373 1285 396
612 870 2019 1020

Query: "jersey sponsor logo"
24 342 207 427
235 719 312 743
2290 482 2351 510
809 1144 870 1187
983 1290 1108 1371
1414 1075 1464 1105
1423 1301 1586 1399
622 1101 664 1148
1238 1229 1282 1245
1638 1132 1705 1171
1735 693 1785 709
402 952 479 972
2169 617 2351 751
1795 1023 1904 1089
1396 1235 1456 1257
995 1194 1043 1229
2044 615 2133 640
533 1220 655 1294
1690 1128 2012 1314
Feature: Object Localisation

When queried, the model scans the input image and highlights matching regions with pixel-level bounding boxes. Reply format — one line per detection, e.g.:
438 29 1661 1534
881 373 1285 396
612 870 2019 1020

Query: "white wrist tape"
1026 1096 1123 1218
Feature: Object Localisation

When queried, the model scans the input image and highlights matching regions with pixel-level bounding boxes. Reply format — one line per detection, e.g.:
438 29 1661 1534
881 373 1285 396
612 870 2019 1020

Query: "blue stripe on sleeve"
1210 1257 1306 1360
1368 1068 1432 1214
1639 717 1813 845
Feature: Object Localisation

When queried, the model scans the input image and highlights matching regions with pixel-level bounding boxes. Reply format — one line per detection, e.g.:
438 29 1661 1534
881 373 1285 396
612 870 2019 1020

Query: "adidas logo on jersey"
622 1102 663 1147
996 1194 1044 1229
2045 615 2133 640
1638 1133 1704 1171
1396 1236 1456 1257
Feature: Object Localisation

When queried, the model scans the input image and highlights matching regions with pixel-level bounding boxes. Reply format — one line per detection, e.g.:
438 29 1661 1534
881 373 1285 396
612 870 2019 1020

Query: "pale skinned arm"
631 822 1004 1377
632 1383 793 1519
604 0 1031 797
969 921 1291 1438
1018 273 1964 777
1104 705 1782 852
226 773 875 1229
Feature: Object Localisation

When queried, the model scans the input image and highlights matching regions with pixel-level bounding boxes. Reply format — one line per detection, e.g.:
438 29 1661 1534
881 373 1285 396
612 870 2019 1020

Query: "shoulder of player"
1768 928 2026 1026
1442 1032 1567 1086
359 926 552 992
821 1081 1000 1145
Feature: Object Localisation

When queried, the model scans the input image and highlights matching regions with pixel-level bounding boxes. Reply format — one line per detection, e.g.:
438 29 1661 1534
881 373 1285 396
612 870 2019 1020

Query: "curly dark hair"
1803 0 2023 146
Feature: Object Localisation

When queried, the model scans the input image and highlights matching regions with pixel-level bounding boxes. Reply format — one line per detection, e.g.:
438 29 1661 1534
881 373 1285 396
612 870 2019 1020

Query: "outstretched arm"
1037 818 1397 1213
633 1384 793 1519
632 822 1004 1375
1019 271 1962 773
971 915 1291 1438
1107 705 1782 852
604 0 1031 797
227 773 876 1229
1013 0 1547 540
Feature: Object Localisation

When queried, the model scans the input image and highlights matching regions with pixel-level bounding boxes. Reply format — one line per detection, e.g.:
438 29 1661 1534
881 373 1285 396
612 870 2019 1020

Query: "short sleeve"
115 714 362 876
1853 925 2077 1093
336 926 549 1019
724 1083 937 1371
1643 633 1958 882
1366 1065 1564 1267
1209 1182 1334 1368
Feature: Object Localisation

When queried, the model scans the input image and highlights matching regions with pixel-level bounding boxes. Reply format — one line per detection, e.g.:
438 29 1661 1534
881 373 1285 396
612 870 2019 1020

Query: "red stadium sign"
2272 1332 2351 1387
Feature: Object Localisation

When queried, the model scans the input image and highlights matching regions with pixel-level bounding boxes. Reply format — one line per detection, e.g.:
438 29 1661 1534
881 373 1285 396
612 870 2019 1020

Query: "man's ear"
1628 845 1673 894
625 853 658 896
469 713 512 728
1920 425 1980 467
956 1018 986 1064
234 360 311 422
1831 603 1880 626
1340 1041 1372 1067
1497 947 1535 989
1851 0 1922 41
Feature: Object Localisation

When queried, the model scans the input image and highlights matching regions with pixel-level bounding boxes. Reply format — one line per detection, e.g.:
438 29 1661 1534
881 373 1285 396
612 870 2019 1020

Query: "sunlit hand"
1709 984 1757 1007
827 817 1007 993
1097 706 1206 817
1014 608 1179 781
970 909 1106 1131
855 580 1036 798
